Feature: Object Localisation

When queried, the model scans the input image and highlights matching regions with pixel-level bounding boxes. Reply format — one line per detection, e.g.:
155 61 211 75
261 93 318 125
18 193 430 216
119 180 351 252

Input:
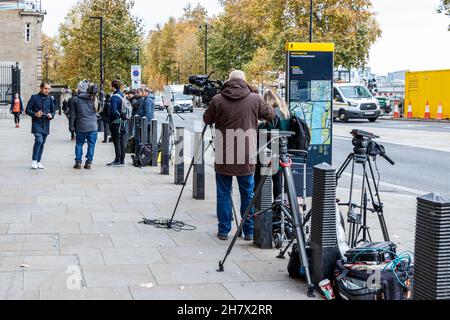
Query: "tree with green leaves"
42 34 64 84
59 0 144 89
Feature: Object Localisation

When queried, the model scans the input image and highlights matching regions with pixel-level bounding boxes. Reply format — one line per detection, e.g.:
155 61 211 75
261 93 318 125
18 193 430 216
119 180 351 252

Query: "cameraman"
203 70 275 241
70 80 99 170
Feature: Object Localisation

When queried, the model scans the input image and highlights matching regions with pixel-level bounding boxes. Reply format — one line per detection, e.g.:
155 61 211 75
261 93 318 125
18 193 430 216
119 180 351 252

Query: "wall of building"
0 9 44 104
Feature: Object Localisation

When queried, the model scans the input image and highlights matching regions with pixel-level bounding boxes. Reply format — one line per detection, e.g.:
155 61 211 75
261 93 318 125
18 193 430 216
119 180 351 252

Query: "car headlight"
348 102 358 107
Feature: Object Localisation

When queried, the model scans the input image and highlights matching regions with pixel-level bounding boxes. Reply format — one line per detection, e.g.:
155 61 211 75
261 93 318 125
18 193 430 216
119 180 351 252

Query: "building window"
25 23 31 43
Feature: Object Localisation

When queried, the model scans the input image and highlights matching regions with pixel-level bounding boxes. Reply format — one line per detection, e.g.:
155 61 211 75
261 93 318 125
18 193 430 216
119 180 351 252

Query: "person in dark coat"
139 88 155 121
101 94 111 143
108 79 127 167
70 80 99 170
10 93 24 128
25 82 55 170
66 90 78 141
203 70 275 241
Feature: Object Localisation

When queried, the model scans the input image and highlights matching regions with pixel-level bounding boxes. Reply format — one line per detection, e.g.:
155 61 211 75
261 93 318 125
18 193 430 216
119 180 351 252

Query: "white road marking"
341 172 428 196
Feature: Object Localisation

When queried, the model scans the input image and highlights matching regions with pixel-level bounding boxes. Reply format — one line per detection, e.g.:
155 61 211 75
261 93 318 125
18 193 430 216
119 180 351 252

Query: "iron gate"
0 62 21 104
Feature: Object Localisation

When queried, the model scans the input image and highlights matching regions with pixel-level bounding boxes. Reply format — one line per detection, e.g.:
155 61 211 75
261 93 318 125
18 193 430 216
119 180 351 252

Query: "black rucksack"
289 115 311 152
132 143 152 167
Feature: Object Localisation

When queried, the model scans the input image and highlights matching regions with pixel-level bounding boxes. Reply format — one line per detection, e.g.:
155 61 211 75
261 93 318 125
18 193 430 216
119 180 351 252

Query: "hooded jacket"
203 79 275 176
70 93 98 133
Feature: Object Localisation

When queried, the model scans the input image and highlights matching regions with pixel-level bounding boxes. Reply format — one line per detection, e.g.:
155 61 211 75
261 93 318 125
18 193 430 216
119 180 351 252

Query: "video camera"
183 72 223 105
351 129 395 165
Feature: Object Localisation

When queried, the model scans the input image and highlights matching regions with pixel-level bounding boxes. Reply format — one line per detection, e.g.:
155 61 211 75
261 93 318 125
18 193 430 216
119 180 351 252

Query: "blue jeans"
75 131 98 163
32 133 48 162
216 173 255 237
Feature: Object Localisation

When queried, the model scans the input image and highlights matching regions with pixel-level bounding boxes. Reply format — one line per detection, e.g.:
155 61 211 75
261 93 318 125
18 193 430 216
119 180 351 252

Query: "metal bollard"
151 119 158 167
161 122 170 175
414 193 450 300
174 127 185 185
193 131 205 200
254 149 273 249
134 116 141 153
310 163 337 287
141 117 148 144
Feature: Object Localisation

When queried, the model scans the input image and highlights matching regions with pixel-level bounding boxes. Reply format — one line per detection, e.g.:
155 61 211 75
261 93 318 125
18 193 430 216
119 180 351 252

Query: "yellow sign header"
285 42 335 52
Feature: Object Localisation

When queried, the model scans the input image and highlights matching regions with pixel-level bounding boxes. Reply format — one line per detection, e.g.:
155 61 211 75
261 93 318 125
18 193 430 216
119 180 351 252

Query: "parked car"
172 93 194 113
155 95 164 111
333 83 382 123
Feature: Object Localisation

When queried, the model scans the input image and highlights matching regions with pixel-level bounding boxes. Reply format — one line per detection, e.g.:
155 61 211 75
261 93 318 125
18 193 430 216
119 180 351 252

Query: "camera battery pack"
345 242 397 263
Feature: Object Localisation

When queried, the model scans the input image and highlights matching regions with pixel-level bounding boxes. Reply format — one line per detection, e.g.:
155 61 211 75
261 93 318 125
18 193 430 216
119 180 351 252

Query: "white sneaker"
37 163 45 170
32 161 38 170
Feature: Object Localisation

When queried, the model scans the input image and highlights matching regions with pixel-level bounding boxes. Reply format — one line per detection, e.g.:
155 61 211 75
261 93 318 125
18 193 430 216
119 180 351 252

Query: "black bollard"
193 131 205 200
141 117 148 144
254 149 273 249
174 127 185 185
151 119 158 167
414 193 450 300
134 116 141 153
310 163 338 287
161 122 170 175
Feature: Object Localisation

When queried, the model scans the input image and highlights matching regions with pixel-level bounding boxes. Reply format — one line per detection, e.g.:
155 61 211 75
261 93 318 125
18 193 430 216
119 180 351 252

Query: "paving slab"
158 246 257 264
31 212 93 223
149 262 252 285
60 249 105 266
101 247 165 265
130 283 234 300
109 233 176 248
168 232 219 247
79 222 140 234
7 223 81 234
23 270 85 291
0 224 9 234
91 212 145 223
83 265 155 288
233 261 292 282
0 213 31 224
60 234 113 250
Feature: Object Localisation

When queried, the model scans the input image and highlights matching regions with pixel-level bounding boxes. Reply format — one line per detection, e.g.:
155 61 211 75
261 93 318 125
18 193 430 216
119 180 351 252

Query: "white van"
333 83 381 123
163 85 193 113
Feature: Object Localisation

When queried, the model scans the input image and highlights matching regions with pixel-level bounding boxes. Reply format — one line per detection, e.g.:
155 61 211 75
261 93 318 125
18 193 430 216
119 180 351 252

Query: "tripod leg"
168 125 208 227
277 237 295 259
283 164 315 297
218 173 269 272
367 160 390 242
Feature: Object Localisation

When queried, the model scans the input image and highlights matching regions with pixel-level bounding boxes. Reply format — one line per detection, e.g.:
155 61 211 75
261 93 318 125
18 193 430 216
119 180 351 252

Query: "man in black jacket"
25 82 55 170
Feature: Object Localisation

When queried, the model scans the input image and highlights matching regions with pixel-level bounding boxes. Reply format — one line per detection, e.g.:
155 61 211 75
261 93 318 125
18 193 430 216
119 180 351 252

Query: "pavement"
0 114 419 300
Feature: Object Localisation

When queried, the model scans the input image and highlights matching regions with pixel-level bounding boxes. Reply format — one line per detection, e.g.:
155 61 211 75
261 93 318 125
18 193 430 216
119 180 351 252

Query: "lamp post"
134 47 140 65
309 0 313 43
90 16 104 103
44 53 49 82
199 21 209 75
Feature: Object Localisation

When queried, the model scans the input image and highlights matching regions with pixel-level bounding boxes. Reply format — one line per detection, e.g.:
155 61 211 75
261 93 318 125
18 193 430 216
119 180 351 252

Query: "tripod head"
350 129 395 165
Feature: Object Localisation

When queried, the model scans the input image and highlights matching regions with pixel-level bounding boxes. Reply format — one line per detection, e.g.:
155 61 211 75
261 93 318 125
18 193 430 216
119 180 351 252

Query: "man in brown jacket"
203 70 275 241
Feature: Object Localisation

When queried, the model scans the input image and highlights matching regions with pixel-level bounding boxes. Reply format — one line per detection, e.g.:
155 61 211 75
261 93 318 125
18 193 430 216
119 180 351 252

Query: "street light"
44 53 49 82
199 21 210 75
134 47 140 65
309 0 313 42
89 16 104 102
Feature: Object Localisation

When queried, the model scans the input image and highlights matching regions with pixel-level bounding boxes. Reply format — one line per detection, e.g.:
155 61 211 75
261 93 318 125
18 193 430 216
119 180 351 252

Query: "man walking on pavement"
108 79 127 167
203 70 275 241
140 88 155 121
25 82 55 170
70 80 99 170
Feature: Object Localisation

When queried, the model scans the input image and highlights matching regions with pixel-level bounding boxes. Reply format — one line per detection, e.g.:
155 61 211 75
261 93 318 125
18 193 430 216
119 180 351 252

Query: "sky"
41 0 450 75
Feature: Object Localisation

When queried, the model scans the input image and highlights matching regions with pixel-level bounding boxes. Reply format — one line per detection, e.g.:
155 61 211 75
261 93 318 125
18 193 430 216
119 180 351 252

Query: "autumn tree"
42 34 64 84
58 0 144 89
438 0 450 30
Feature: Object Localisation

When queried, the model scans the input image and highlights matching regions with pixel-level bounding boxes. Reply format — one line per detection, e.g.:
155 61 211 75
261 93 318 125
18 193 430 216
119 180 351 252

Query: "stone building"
0 1 46 105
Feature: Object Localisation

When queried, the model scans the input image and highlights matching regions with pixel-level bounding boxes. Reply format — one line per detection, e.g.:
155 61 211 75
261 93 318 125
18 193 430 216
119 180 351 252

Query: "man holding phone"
26 82 55 170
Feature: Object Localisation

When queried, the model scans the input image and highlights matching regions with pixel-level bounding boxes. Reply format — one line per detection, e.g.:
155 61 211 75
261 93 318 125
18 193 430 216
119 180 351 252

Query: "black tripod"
336 130 395 248
217 133 315 297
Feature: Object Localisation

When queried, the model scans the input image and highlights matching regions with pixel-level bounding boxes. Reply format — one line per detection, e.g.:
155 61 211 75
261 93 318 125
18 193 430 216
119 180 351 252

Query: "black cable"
139 218 197 232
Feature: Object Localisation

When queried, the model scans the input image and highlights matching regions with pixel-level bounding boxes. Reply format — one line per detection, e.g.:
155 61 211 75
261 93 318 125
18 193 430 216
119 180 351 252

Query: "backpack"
113 94 132 121
131 143 153 168
289 115 311 152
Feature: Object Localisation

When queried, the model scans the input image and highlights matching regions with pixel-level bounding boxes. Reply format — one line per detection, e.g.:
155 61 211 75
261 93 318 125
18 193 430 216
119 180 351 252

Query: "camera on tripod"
350 129 395 165
183 72 223 105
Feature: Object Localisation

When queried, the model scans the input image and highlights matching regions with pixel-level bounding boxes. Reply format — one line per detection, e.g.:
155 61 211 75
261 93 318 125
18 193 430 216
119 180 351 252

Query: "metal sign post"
285 42 335 197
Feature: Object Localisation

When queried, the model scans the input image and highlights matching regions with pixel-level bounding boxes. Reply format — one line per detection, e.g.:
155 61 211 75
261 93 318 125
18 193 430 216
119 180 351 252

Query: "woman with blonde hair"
255 89 292 200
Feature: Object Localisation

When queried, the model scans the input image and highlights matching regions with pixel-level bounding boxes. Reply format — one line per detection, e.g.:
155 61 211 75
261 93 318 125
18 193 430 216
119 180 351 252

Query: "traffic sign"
131 65 141 81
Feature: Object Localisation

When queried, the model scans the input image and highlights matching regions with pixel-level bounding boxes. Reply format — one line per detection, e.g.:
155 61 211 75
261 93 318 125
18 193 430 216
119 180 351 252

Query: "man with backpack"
108 79 128 167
